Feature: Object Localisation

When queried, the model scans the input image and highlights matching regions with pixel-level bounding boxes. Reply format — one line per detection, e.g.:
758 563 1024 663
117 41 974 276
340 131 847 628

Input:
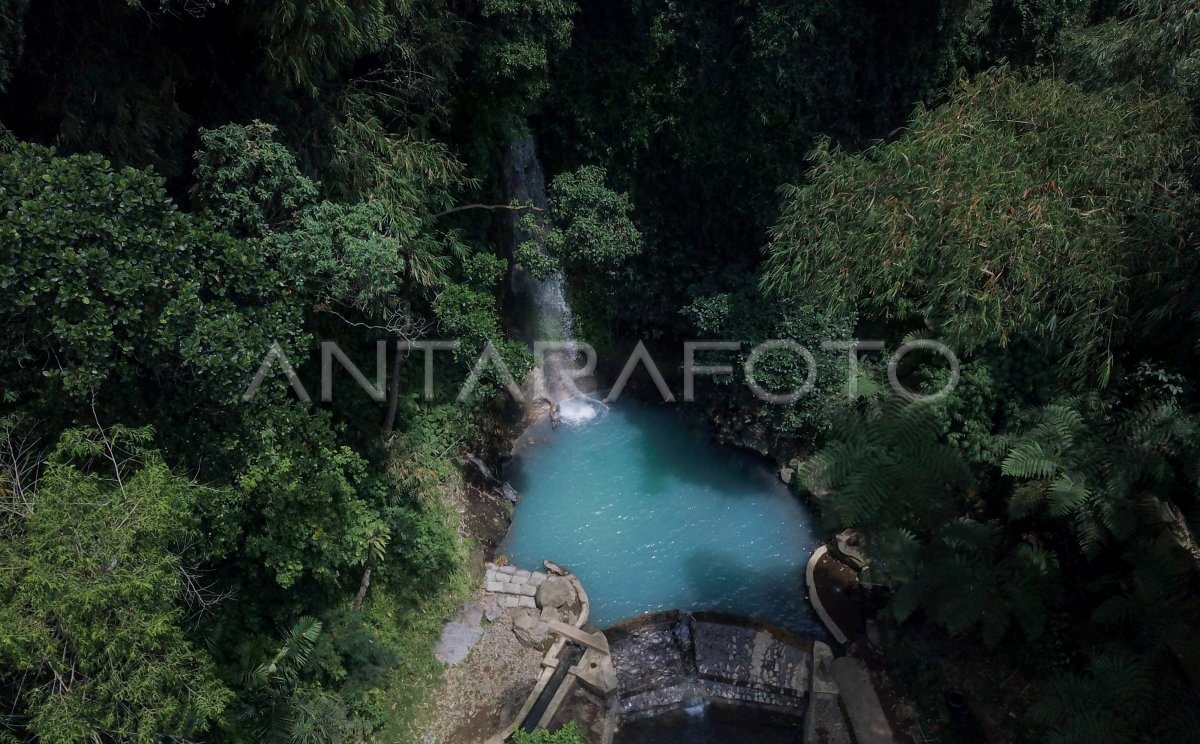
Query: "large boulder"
511 608 551 647
536 575 577 609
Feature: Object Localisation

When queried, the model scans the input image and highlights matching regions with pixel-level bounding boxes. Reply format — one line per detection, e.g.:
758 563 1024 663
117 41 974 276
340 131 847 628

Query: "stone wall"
485 562 546 610
607 611 814 721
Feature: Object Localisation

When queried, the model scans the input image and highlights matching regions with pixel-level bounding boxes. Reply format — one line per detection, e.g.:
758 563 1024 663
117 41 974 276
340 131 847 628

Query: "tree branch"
432 203 543 219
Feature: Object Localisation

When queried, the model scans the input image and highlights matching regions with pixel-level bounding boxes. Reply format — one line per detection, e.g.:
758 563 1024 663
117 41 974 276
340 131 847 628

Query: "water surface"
615 707 799 744
500 400 822 635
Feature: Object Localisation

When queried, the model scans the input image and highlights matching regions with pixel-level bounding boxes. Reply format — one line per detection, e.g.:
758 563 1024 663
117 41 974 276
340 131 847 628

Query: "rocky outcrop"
483 561 587 651
486 561 618 744
512 608 552 647
707 408 810 481
780 456 804 485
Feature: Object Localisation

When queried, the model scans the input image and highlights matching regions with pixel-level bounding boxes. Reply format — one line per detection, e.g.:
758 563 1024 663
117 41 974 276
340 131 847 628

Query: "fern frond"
1048 475 1090 518
1003 440 1059 479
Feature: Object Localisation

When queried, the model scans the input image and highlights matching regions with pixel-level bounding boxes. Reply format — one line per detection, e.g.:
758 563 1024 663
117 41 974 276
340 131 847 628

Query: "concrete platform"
831 656 894 744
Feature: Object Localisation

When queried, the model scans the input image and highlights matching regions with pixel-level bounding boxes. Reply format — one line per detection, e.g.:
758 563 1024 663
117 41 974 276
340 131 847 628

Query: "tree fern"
803 398 1057 644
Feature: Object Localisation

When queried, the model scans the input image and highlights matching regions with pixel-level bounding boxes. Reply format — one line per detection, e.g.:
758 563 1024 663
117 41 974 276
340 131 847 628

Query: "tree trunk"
383 342 402 433
353 559 373 611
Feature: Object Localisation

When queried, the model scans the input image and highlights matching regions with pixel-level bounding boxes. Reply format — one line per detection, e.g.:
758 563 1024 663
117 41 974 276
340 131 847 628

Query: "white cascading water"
503 122 602 426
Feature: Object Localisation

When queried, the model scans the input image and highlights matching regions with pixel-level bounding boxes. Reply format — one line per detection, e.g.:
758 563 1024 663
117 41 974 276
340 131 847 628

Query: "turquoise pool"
500 400 823 635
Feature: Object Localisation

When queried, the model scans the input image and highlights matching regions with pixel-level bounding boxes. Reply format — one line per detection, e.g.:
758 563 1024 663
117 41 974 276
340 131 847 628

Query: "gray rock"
511 608 537 630
530 572 547 585
518 584 537 597
536 576 577 609
496 564 517 575
463 603 484 626
486 581 505 593
434 620 484 665
482 594 504 622
865 620 882 650
836 530 870 571
499 595 519 608
514 569 532 580
500 482 519 503
780 466 795 484
519 596 537 608
511 608 552 646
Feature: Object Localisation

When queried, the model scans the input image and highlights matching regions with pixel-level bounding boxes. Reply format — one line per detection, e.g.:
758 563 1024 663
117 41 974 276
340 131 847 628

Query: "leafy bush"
514 721 591 744
194 121 318 237
0 142 303 406
542 165 641 271
803 400 1061 645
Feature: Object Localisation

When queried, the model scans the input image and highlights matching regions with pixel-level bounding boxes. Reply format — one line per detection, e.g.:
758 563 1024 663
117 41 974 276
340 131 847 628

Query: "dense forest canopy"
0 0 1198 742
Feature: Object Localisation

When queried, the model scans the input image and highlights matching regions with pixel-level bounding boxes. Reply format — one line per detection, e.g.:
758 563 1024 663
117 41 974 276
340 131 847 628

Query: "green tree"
475 0 577 109
0 141 305 411
260 0 405 91
1064 0 1200 100
1001 390 1198 556
539 165 641 272
763 69 1196 383
194 121 319 238
682 292 853 441
227 616 364 744
218 401 390 594
0 425 231 742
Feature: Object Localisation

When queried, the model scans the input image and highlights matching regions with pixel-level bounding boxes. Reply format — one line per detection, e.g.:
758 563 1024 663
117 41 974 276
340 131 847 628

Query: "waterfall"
503 121 601 426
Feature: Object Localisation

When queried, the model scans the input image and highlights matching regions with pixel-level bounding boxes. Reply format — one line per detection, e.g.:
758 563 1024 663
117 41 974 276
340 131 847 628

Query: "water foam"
557 396 604 426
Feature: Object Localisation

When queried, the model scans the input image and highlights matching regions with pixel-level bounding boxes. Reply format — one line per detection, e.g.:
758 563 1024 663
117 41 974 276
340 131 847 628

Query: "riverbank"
420 585 546 743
